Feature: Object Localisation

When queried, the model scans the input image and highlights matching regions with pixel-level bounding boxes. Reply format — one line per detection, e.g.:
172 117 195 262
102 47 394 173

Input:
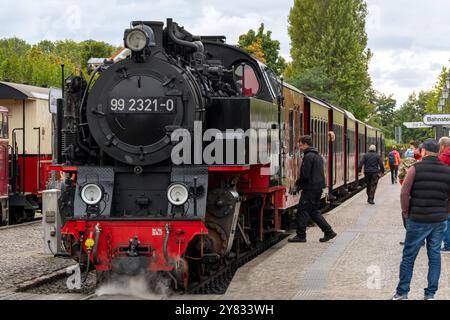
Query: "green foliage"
238 24 287 75
384 139 409 157
368 90 397 139
79 40 116 70
288 66 338 102
0 38 118 88
426 67 449 114
393 91 434 143
287 0 373 120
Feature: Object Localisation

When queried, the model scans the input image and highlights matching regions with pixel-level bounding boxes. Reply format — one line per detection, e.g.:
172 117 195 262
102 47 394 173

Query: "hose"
47 240 56 255
163 223 171 265
167 18 202 52
93 223 101 264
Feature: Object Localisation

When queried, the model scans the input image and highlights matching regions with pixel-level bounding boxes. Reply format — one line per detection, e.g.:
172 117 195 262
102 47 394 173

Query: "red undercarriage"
61 220 208 273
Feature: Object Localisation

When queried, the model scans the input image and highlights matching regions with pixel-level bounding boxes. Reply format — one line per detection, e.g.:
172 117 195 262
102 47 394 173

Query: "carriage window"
3 114 8 139
289 111 294 155
234 63 260 97
317 120 320 153
319 121 325 154
299 112 304 136
320 122 323 154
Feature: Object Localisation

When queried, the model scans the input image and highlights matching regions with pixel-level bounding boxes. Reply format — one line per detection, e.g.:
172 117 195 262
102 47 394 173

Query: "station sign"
403 122 432 129
423 114 450 126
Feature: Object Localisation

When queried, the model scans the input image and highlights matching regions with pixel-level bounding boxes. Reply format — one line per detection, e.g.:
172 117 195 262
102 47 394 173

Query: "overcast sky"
0 0 449 106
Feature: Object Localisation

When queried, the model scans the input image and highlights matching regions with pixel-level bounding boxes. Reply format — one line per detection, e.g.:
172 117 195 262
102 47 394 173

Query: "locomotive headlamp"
167 183 189 206
81 183 103 205
125 29 148 52
124 25 156 52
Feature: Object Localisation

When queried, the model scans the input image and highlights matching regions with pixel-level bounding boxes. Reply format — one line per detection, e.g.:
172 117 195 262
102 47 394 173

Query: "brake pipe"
164 223 171 265
93 223 101 265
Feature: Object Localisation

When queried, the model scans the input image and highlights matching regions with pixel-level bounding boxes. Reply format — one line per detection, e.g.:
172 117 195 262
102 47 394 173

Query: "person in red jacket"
414 141 423 161
439 137 450 254
439 137 450 167
388 146 402 184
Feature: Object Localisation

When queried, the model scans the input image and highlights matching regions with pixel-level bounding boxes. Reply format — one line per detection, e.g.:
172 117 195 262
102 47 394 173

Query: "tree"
288 66 337 102
393 91 433 143
426 67 449 114
369 91 396 139
0 38 32 82
79 40 117 70
238 24 287 75
287 0 373 120
0 37 119 88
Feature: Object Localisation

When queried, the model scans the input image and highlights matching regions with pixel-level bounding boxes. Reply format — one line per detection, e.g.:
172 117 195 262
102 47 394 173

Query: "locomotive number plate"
109 97 176 113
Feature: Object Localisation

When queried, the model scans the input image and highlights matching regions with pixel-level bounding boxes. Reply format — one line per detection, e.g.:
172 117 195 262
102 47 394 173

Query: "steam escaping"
95 272 172 299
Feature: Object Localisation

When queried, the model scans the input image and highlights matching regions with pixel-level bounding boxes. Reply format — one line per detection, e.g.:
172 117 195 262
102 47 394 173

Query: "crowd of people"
390 137 450 300
289 134 450 300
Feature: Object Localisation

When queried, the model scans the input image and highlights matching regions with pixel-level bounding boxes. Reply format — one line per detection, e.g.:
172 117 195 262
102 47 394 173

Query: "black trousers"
296 189 332 238
365 172 380 201
390 165 399 184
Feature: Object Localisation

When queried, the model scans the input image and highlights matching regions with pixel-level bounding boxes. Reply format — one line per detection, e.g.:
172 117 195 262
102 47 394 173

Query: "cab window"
234 62 260 97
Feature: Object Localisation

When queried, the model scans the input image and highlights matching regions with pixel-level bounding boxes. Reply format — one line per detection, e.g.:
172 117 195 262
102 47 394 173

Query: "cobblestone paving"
0 222 76 291
191 176 450 300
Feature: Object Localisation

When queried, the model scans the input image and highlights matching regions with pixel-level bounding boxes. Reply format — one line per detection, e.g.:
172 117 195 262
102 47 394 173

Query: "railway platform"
179 175 450 300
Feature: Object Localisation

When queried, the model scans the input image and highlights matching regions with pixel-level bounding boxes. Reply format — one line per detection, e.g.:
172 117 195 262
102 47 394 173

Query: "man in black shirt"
289 135 337 243
358 144 385 205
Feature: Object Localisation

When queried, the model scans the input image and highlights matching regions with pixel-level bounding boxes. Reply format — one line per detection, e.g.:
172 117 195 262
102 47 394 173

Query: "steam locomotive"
53 19 384 291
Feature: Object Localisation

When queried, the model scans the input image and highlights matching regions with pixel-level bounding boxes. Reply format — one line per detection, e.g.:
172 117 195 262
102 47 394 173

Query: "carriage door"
304 100 310 135
328 109 334 193
344 117 348 185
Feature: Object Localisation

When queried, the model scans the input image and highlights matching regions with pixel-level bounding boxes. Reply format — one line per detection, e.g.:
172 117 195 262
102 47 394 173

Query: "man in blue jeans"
393 139 450 300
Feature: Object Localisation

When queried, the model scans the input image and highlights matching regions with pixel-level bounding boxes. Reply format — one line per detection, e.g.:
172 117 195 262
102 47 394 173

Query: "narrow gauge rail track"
0 217 42 231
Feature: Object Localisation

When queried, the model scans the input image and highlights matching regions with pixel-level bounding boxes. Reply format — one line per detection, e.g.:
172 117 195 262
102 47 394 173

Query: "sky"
0 0 449 106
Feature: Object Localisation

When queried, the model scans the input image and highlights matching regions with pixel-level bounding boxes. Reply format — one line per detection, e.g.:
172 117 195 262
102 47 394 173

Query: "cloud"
0 0 449 107
366 0 450 105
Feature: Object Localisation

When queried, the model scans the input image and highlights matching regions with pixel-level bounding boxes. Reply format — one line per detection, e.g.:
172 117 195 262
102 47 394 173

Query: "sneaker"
441 248 450 254
320 231 337 243
424 295 435 300
369 200 375 205
391 293 408 300
288 236 307 243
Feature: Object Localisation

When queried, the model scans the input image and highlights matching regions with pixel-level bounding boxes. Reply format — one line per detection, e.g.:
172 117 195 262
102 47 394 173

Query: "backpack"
404 149 415 158
389 151 396 166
